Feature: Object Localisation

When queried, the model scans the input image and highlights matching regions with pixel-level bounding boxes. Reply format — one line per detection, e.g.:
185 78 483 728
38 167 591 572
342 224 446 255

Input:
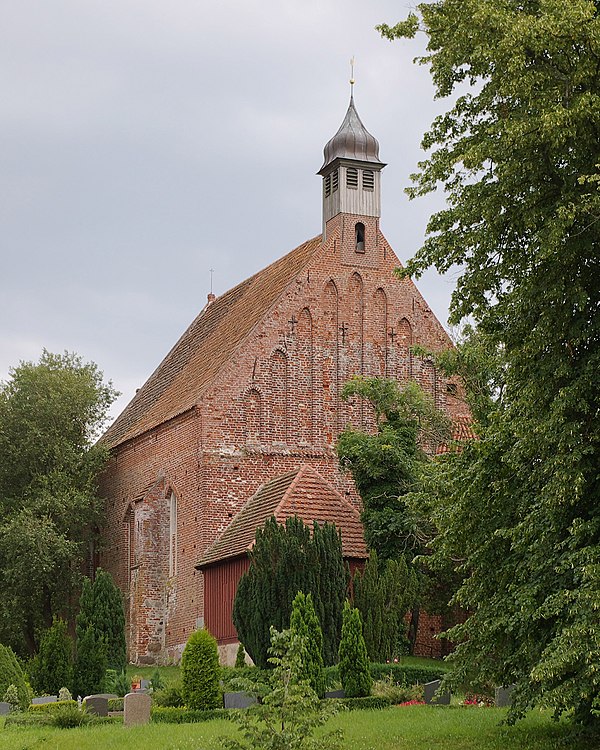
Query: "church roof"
319 94 384 174
102 234 322 449
196 464 369 569
437 415 477 454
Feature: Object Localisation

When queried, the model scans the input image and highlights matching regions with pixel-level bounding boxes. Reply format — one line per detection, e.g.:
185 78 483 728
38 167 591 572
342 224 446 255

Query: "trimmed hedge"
108 697 124 712
29 699 78 713
339 696 392 710
151 706 235 724
368 663 446 684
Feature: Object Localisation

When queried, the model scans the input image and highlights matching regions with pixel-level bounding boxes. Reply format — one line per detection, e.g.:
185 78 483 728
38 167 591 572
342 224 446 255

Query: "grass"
1 706 595 750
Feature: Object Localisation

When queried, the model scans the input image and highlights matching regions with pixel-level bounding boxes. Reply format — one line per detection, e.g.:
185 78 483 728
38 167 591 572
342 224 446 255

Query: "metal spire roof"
319 92 384 174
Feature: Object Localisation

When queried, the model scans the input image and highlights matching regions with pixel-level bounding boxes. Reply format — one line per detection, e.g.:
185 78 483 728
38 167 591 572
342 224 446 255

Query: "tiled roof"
197 464 368 568
102 235 322 448
437 415 476 454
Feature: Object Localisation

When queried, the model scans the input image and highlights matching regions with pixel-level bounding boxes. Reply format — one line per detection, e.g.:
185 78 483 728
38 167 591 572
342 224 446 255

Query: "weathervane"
350 56 355 95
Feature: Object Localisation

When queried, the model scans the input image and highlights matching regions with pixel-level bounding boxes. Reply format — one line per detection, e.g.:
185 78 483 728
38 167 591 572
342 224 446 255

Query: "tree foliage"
0 351 117 655
290 592 325 698
89 568 126 672
379 0 600 727
353 550 418 662
338 602 371 699
0 643 30 710
73 578 107 698
337 377 450 561
233 516 348 668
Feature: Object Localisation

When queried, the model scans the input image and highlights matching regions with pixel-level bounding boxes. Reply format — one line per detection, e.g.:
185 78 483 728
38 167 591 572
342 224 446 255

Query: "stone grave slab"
84 696 108 717
223 691 257 709
0 701 10 715
495 685 515 708
424 680 450 705
31 696 58 704
124 692 151 726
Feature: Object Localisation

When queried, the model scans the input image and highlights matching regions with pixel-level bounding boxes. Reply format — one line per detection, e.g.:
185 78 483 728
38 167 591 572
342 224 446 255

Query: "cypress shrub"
73 624 106 697
233 516 348 668
290 591 325 698
234 643 246 669
90 569 126 672
0 643 30 709
181 629 221 710
338 601 372 698
353 551 418 662
30 617 73 696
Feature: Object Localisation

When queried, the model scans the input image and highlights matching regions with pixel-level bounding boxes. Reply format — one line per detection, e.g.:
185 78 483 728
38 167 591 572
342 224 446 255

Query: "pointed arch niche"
269 349 289 443
243 387 263 444
397 317 413 380
321 280 339 443
372 287 387 377
296 308 315 445
347 272 365 429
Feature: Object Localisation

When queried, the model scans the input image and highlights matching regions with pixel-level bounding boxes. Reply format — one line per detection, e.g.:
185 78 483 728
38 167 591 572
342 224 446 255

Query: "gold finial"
350 56 355 89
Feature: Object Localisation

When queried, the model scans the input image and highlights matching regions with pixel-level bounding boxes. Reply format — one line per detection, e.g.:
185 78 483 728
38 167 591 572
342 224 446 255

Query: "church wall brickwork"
99 223 468 664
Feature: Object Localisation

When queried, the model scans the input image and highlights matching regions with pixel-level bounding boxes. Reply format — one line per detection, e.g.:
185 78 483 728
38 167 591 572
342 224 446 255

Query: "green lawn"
1 707 594 750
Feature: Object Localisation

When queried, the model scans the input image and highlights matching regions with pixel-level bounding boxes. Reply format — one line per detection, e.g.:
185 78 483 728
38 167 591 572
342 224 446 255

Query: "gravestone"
84 696 108 717
223 691 257 709
140 679 151 692
424 680 450 705
324 690 345 699
124 692 151 726
0 701 10 715
88 693 118 700
495 685 515 708
31 696 58 704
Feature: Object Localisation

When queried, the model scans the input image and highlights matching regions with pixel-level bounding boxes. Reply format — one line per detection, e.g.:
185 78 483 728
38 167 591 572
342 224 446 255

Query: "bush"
368 662 446 684
221 666 268 691
28 699 78 713
339 696 392 710
151 706 234 723
338 602 372 698
0 643 31 710
50 703 92 728
371 675 423 704
152 681 185 707
108 697 124 712
181 629 221 709
72 623 106 697
234 643 246 669
3 683 20 710
150 667 165 691
58 686 72 701
29 617 73 696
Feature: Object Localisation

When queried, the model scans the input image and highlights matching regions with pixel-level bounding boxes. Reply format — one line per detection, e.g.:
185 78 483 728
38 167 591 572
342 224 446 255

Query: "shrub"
90 569 127 672
58 686 73 701
234 643 246 669
50 703 92 728
0 643 30 710
339 696 391 710
181 629 221 710
28 699 78 712
151 706 234 723
338 602 372 698
290 591 325 698
150 667 165 691
153 681 185 707
30 617 73 696
3 683 20 710
73 623 107 697
371 675 423 704
368 662 446 684
108 697 124 712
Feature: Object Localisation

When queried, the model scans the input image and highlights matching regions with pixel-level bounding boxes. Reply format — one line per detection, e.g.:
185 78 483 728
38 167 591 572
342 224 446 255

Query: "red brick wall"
99 219 469 664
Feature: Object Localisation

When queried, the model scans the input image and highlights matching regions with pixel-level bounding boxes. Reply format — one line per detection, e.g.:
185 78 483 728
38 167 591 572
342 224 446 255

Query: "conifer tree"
338 601 371 698
30 617 73 695
91 568 126 672
290 591 325 698
233 516 347 669
181 628 221 710
73 624 106 697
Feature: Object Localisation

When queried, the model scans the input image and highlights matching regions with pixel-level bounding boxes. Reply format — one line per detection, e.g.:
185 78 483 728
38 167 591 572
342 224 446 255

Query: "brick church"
99 90 469 664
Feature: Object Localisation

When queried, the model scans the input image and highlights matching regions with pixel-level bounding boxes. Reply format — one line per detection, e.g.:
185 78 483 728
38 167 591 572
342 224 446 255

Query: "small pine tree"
30 617 73 696
338 601 372 698
290 591 325 698
181 629 221 709
73 624 106 698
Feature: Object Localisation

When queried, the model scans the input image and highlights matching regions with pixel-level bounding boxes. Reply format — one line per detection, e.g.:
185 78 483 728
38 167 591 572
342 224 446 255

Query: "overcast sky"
1 1 458 421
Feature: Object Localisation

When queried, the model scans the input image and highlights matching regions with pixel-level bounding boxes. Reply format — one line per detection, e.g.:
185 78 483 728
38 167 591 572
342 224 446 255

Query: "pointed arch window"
169 491 177 577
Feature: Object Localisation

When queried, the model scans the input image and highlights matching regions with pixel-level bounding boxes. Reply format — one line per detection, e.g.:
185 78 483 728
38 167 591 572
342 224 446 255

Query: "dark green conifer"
338 601 371 698
91 568 126 672
30 617 73 695
290 591 325 698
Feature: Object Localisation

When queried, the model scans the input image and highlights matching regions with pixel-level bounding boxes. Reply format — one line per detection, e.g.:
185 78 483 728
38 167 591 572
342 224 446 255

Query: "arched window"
355 222 365 253
169 492 177 577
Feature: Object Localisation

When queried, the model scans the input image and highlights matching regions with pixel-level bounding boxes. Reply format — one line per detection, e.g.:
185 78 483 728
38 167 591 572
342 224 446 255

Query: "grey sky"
1 1 457 420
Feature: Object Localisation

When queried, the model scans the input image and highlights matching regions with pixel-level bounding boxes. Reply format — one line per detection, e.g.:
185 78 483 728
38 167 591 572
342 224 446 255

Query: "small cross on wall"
388 327 397 344
288 315 298 333
339 322 349 345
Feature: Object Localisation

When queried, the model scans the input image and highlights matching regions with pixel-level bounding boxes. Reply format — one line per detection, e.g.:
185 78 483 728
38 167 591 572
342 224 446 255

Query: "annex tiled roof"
196 464 368 568
102 235 322 449
437 415 476 454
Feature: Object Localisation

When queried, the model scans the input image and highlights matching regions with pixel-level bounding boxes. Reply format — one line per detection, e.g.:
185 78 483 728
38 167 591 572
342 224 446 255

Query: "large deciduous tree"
379 0 600 727
0 350 117 655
